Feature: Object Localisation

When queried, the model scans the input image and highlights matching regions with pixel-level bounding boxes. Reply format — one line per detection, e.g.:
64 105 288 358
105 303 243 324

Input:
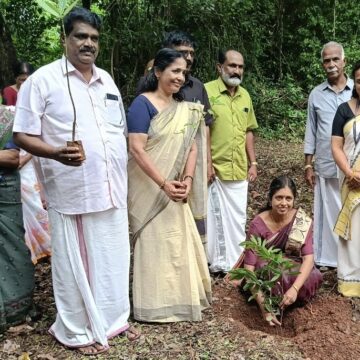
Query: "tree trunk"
0 14 17 91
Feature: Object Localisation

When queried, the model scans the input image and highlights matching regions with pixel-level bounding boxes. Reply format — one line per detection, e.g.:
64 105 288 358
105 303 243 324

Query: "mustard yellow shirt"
205 77 258 180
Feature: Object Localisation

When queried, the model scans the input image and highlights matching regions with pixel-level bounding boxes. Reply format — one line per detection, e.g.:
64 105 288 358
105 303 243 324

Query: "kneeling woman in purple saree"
230 175 322 326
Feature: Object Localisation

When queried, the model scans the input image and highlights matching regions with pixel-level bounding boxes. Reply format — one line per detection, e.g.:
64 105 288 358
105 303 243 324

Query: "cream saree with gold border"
335 114 360 297
128 100 211 322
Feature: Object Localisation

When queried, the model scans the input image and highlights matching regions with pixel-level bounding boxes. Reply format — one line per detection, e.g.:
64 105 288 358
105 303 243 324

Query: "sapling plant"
35 0 85 159
229 235 299 321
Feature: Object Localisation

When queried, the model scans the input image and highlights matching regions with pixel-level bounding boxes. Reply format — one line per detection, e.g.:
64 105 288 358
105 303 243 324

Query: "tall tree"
0 13 17 90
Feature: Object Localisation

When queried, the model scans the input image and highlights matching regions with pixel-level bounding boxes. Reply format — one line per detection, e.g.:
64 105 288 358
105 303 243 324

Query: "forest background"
1 0 360 140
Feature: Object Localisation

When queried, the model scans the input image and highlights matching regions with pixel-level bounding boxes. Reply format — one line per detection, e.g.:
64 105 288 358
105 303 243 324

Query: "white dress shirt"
14 56 127 214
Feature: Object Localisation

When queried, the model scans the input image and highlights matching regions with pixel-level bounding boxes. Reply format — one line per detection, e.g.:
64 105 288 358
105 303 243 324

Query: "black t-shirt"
332 102 355 137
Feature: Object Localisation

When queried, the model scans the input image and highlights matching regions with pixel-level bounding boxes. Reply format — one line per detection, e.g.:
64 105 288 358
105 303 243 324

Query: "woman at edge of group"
230 176 322 326
3 61 51 264
331 61 360 298
127 48 212 322
2 62 34 106
0 106 36 333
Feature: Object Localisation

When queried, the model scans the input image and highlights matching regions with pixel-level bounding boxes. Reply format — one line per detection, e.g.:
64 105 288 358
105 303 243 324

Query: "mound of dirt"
212 272 360 360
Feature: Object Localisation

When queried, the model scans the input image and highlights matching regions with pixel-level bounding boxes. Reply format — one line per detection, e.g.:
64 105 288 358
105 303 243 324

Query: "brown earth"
1 139 360 359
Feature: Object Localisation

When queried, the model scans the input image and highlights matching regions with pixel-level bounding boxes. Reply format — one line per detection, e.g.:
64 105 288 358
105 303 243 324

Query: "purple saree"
243 209 322 303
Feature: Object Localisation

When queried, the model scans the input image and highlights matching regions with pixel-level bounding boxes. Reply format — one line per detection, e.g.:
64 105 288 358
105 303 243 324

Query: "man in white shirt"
13 7 138 355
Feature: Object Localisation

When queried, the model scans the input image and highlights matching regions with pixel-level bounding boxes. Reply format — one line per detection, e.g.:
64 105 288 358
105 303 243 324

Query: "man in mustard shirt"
205 49 258 273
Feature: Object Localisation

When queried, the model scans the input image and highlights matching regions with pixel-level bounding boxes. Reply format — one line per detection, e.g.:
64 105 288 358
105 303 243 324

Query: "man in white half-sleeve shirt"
13 7 139 356
304 41 353 269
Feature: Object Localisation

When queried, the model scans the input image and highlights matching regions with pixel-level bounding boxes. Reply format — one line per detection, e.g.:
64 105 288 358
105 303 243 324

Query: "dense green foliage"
1 0 360 138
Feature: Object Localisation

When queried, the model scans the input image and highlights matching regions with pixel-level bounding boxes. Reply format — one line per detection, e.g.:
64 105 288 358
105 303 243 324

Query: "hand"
258 297 281 326
51 146 84 167
261 311 281 327
279 286 298 309
347 171 360 190
305 167 315 189
248 165 257 182
208 165 216 184
181 177 192 200
162 180 187 202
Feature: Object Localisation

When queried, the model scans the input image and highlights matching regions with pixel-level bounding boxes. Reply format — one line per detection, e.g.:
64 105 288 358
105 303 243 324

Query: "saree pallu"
0 170 36 333
128 101 211 322
20 154 51 264
0 106 15 149
334 115 360 297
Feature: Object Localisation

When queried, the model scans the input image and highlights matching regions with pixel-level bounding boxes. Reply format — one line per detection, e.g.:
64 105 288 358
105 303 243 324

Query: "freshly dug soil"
212 270 360 360
1 139 360 359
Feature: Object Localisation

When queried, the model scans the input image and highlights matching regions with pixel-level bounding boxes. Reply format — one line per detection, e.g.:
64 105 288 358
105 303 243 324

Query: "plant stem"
62 21 77 142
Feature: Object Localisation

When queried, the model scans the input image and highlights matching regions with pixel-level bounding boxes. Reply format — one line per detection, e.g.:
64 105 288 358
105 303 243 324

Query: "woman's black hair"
260 175 297 212
13 61 34 78
139 48 185 101
351 61 360 99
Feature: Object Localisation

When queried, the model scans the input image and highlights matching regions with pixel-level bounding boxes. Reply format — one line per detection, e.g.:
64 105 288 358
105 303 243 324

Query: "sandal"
123 325 141 342
75 343 110 356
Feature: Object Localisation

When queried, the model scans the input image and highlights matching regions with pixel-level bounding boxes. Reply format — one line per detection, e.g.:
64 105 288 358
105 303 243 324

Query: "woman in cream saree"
127 49 211 322
332 61 360 297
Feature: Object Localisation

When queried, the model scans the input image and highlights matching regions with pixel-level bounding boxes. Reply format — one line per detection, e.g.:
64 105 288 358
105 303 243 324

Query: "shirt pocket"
105 99 123 127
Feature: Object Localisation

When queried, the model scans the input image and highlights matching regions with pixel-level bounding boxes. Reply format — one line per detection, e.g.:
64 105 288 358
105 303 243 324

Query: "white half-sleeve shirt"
13 56 128 214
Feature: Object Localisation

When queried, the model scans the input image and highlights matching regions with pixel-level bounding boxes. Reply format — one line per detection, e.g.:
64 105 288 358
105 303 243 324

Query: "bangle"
251 161 258 166
304 164 313 170
159 179 167 189
183 175 194 182
292 284 299 293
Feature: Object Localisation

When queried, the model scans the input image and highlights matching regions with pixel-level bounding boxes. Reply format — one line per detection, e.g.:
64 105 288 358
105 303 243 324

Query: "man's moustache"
80 48 96 54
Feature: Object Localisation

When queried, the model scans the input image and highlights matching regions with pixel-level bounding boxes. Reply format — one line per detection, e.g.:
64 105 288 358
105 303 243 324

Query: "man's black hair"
218 48 236 64
63 7 101 36
162 30 195 49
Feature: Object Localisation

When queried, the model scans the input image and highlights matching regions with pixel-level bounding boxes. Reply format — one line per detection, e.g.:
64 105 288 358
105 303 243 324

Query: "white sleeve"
13 77 44 135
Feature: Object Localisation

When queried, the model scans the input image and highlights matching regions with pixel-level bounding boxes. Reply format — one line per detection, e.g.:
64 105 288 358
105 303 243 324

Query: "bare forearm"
14 132 83 167
245 131 256 162
304 154 313 166
130 147 167 186
332 136 352 177
292 255 314 291
14 133 56 159
183 142 197 178
0 149 19 168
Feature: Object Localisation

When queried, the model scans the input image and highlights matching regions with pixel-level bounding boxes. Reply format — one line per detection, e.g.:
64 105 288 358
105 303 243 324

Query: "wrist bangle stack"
292 284 299 293
304 164 313 170
183 175 194 182
159 179 167 189
251 161 258 166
